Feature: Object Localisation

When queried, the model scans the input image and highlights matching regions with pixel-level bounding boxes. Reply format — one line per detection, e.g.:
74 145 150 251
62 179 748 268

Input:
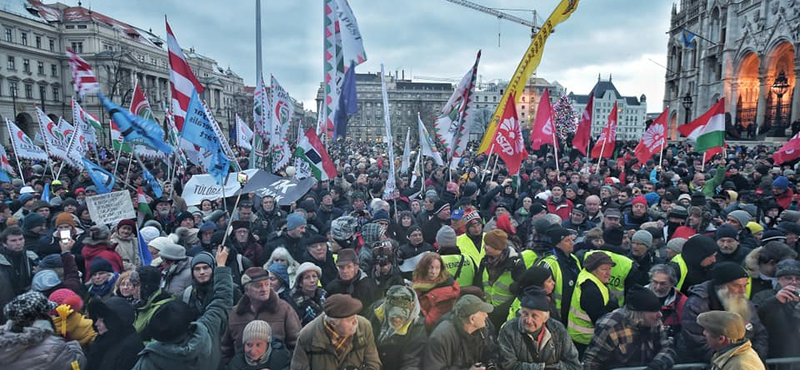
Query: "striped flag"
294 127 336 181
136 186 153 228
66 47 100 98
166 19 204 131
71 98 101 146
0 145 16 180
678 98 725 153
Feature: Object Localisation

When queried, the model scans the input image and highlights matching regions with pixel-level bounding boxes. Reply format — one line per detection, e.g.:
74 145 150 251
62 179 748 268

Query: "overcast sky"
84 0 674 112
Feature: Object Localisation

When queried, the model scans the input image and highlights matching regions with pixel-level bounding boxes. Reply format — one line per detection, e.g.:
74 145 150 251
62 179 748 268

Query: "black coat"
758 294 800 358
368 314 427 370
325 270 380 315
224 341 291 370
86 297 144 370
300 249 338 287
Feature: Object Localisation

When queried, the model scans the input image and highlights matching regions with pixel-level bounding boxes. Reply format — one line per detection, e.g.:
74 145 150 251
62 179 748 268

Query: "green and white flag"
294 127 336 181
678 98 725 153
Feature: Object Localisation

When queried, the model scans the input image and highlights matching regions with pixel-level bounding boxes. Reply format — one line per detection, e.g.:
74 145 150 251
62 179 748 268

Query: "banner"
478 0 582 153
269 75 293 170
85 191 136 226
35 107 72 164
181 169 315 207
380 64 396 199
72 98 100 146
5 118 48 161
182 90 230 185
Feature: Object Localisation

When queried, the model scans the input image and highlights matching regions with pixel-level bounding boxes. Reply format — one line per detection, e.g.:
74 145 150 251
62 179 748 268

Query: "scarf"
88 273 119 298
411 280 438 293
324 318 353 358
244 343 273 366
484 249 509 282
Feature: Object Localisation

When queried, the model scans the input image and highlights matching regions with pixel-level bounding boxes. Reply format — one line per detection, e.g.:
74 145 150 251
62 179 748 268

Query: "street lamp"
682 92 693 124
772 70 790 137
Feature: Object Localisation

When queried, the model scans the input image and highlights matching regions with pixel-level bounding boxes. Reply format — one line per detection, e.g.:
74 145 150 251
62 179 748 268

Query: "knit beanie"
191 251 216 269
631 196 648 208
773 176 790 190
666 238 687 255
712 262 748 286
625 284 661 312
54 212 75 227
242 320 272 343
148 300 193 342
48 288 84 313
519 286 550 311
38 254 63 269
483 229 508 251
89 257 114 276
631 230 653 249
715 224 738 240
682 235 719 266
285 212 307 231
603 226 624 246
745 222 764 235
510 265 553 296
139 226 162 245
23 213 46 230
727 210 751 228
435 226 457 248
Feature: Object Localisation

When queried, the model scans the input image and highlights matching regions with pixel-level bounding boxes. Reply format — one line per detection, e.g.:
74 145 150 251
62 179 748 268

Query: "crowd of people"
1 138 799 370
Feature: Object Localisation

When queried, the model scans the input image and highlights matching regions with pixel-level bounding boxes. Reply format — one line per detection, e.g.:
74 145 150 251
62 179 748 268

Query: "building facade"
664 0 799 139
0 0 250 145
569 75 648 141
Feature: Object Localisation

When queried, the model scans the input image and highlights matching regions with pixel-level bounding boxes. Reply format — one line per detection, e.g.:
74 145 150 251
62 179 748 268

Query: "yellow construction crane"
443 0 539 45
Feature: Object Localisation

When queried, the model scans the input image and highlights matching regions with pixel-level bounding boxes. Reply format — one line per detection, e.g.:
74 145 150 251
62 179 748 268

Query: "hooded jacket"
0 320 86 370
366 292 427 370
86 297 144 370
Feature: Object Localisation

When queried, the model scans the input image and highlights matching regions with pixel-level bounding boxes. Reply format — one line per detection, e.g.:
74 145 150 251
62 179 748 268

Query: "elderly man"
422 295 496 370
584 195 604 225
698 311 765 370
583 285 676 370
647 264 687 339
291 294 381 370
498 286 580 370
678 262 768 362
715 224 751 265
757 259 800 358
221 267 302 363
325 248 380 312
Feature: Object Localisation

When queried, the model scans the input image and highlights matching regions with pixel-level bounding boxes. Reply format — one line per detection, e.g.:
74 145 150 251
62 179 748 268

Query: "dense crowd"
1 138 799 370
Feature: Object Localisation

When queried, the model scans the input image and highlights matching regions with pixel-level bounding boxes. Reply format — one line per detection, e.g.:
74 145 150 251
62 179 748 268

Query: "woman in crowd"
412 252 460 330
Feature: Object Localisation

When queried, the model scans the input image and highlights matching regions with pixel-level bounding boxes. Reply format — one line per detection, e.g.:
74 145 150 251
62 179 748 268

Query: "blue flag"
334 61 359 141
81 158 115 194
682 29 695 47
138 232 153 267
182 91 230 185
0 170 9 184
141 167 162 198
98 92 173 155
41 183 51 203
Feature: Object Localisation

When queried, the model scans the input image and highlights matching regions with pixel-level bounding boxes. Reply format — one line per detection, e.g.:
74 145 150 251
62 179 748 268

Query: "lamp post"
682 92 693 125
771 70 789 137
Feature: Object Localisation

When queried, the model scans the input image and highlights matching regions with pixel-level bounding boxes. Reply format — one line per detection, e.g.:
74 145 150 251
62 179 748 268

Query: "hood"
138 322 212 366
0 320 54 364
743 247 761 278
82 243 115 259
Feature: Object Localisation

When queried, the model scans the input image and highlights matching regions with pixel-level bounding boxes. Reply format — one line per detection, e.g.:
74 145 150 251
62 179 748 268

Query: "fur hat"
3 291 57 324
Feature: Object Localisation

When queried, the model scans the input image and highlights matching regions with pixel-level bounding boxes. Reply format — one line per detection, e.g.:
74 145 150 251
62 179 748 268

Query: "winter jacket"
300 249 338 287
414 278 460 330
0 248 38 323
325 269 381 314
709 340 765 370
757 294 800 358
133 289 175 342
81 242 124 279
582 308 676 370
0 320 86 370
224 340 291 370
162 258 193 297
265 232 304 262
132 266 234 370
547 197 574 221
85 297 144 370
716 245 753 266
221 290 302 360
421 317 489 369
497 317 581 370
290 314 381 370
367 300 427 370
678 280 769 363
110 232 140 270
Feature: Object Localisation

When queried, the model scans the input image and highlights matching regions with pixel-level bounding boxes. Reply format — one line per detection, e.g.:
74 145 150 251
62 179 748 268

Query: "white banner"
181 169 259 206
86 191 136 226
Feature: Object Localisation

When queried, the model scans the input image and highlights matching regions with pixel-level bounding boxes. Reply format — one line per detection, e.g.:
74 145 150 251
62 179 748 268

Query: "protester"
757 259 800 358
224 320 292 370
697 311 766 370
85 297 144 370
421 294 495 369
367 285 427 370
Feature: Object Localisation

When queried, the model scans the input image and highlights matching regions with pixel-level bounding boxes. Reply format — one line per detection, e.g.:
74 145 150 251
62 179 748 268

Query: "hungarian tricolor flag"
491 92 528 175
573 92 593 155
634 108 668 164
137 186 153 227
530 89 558 150
678 98 725 153
591 101 618 159
774 132 800 165
294 127 336 181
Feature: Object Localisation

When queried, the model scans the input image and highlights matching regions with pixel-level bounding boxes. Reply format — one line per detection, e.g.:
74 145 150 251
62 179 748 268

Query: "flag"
410 149 421 188
491 93 528 175
434 51 480 162
634 108 668 164
400 128 411 173
136 186 154 226
201 100 241 172
98 92 172 155
140 165 163 199
529 89 558 150
110 120 132 153
294 127 336 181
181 90 229 185
682 29 696 47
71 98 101 146
35 107 72 164
166 19 204 131
678 98 725 153
253 74 270 136
478 0 582 153
81 158 115 194
269 75 293 170
126 84 167 159
236 115 254 150
417 113 445 166
591 101 618 159
381 64 397 198
0 145 16 179
5 118 48 161
41 183 51 203
574 92 593 155
334 60 358 140
65 121 88 168
774 132 800 165
137 232 153 267
333 0 368 66
66 47 100 98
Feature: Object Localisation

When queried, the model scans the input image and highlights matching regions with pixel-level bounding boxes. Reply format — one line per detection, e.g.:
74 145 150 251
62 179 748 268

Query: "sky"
82 0 675 112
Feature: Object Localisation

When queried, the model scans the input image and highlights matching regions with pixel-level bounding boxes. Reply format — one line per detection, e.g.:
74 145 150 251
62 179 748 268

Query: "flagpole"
489 153 499 183
595 136 609 175
658 138 665 167
14 156 26 185
419 145 426 193
481 145 495 182
701 151 706 172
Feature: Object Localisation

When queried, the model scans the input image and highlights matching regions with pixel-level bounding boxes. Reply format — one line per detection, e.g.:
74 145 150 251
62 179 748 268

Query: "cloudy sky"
85 0 674 112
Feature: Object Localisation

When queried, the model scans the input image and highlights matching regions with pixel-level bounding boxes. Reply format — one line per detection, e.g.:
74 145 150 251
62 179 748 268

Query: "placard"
86 191 136 226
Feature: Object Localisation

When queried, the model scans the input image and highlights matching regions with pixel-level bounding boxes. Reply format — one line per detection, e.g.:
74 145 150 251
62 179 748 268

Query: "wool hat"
148 300 193 342
454 294 494 317
715 224 738 240
761 230 787 244
529 202 546 216
463 209 482 225
48 288 84 313
433 200 450 215
286 212 307 231
23 213 46 230
241 267 270 286
777 221 800 235
31 269 62 292
572 204 587 215
519 286 550 311
666 237 687 255
584 252 616 272
712 262 748 286
682 235 719 266
323 294 363 318
727 210 751 228
267 262 290 288
510 265 553 296
631 230 653 249
690 192 707 207
697 311 746 340
83 224 111 246
625 284 661 312
436 226 458 248
191 251 216 269
483 229 508 250
294 262 322 286
361 223 385 247
38 254 63 269
677 193 692 203
198 221 217 233
462 182 478 197
3 291 57 324
159 242 187 261
604 207 622 218
205 209 226 223
371 209 390 223
668 205 689 219
89 257 114 276
117 219 137 232
54 212 75 227
779 210 800 223
775 259 800 278
230 220 250 232
242 320 272 343
336 248 359 266
746 222 764 235
631 196 648 208
547 226 574 245
18 193 34 205
298 200 317 214
773 176 790 190
603 226 624 246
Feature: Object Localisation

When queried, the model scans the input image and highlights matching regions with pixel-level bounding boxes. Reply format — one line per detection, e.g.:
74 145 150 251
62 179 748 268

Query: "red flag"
66 47 100 98
774 132 800 165
591 101 618 159
166 19 204 131
634 108 668 164
574 92 593 155
530 89 558 150
492 93 528 175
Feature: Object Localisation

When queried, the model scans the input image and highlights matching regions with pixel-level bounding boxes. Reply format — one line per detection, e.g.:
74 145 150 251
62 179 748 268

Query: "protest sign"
181 169 259 206
86 191 135 226
240 172 316 206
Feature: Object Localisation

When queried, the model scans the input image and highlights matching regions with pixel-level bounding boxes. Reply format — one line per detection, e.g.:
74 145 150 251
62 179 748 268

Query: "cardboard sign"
86 191 135 226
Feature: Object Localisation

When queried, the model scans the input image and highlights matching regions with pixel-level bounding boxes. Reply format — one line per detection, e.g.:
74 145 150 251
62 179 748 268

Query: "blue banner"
182 91 230 185
81 158 115 194
98 92 173 155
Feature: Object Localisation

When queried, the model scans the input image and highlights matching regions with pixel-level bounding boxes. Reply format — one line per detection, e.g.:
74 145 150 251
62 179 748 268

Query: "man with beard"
698 311 765 370
547 184 574 221
646 264 687 339
422 200 451 245
678 262 769 363
152 197 177 234
757 259 800 358
663 205 688 241
583 285 676 370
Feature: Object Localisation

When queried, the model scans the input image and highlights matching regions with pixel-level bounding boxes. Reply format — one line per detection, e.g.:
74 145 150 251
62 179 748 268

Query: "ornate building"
664 0 799 139
569 76 648 141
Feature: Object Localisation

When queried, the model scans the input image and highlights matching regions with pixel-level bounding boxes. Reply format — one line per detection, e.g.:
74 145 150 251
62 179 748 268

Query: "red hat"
74 187 85 195
671 226 696 241
49 288 83 313
632 196 648 207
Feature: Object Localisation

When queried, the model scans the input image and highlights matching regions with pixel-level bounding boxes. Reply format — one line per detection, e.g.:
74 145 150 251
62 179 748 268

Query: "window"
9 81 17 96
70 42 83 53
39 85 45 100
52 86 59 101
37 61 44 75
65 25 74 29
51 64 57 76
35 35 41 49
7 56 14 70
77 25 87 29
24 84 32 98
20 32 27 45
22 59 30 73
4 28 11 42
49 39 54 51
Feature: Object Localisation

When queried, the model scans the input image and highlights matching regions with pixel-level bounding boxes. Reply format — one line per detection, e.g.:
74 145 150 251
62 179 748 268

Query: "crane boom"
443 0 538 30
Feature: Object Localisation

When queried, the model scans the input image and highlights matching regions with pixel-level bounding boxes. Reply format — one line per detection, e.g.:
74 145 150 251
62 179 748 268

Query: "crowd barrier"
608 357 800 370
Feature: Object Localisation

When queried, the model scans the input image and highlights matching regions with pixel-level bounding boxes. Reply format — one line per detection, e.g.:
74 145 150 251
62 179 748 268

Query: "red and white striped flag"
66 47 100 98
166 19 204 131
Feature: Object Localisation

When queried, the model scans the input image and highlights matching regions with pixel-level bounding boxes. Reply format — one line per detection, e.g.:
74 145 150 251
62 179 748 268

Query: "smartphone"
59 230 70 242
237 172 249 184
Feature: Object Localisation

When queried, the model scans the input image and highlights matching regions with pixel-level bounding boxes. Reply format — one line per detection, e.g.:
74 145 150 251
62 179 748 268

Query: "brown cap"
336 248 359 266
483 229 508 251
697 311 746 340
240 267 269 286
323 294 363 318
583 252 616 272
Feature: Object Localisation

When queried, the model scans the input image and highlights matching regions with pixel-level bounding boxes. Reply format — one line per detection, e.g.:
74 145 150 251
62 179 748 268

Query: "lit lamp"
682 92 693 125
772 70 790 137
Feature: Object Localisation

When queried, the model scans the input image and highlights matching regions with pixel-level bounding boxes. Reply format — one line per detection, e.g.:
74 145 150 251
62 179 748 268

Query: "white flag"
35 108 72 165
5 118 48 161
400 128 411 173
380 64 396 199
417 113 444 166
410 149 421 188
269 75 293 170
236 115 254 151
